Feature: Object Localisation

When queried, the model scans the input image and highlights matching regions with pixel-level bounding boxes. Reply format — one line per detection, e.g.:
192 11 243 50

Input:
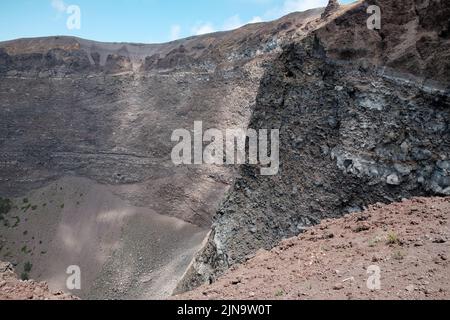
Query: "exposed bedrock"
0 8 327 228
0 8 331 298
0 0 449 297
176 0 450 292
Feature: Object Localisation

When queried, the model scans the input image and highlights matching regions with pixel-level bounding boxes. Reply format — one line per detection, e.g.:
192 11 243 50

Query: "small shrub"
0 197 12 218
20 272 29 281
275 289 284 297
11 216 20 228
24 261 33 273
392 251 405 261
21 245 30 254
386 232 401 245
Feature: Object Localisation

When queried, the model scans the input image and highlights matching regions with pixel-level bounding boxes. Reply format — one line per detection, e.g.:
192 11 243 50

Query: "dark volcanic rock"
321 0 340 19
0 9 326 227
176 0 450 292
0 0 449 298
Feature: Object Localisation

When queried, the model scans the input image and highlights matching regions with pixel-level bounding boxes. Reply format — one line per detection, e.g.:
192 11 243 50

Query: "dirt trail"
179 197 450 300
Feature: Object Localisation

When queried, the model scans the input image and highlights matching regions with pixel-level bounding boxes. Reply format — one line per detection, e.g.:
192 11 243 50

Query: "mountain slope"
0 6 337 299
0 261 77 300
179 197 450 300
0 0 449 299
176 0 450 293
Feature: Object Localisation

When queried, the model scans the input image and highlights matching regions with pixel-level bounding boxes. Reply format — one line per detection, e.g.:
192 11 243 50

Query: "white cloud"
282 0 328 13
51 0 67 13
222 15 265 31
266 0 328 19
191 22 216 36
223 15 243 31
248 16 264 24
189 1 325 38
170 24 181 41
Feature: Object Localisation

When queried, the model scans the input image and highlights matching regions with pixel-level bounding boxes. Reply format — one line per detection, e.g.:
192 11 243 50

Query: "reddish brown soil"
0 262 77 300
179 197 450 300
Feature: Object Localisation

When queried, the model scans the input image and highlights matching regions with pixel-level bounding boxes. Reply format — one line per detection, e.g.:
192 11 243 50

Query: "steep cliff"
0 7 333 299
176 0 450 292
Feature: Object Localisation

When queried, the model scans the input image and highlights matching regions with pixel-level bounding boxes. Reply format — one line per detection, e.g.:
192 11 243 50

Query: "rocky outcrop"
1 0 449 299
321 0 340 19
0 9 326 227
0 8 330 299
176 0 450 293
0 261 77 300
179 197 450 300
315 0 450 84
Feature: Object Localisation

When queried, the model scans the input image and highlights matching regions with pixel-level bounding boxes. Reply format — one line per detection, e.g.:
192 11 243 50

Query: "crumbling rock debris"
0 5 330 299
178 197 450 300
0 0 449 300
176 0 450 293
0 261 77 300
321 0 340 19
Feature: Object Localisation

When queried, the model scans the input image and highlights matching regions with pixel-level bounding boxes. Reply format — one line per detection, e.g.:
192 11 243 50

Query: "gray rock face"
386 174 401 186
0 261 14 273
321 0 340 19
177 0 450 291
0 9 328 228
0 0 449 298
0 10 331 298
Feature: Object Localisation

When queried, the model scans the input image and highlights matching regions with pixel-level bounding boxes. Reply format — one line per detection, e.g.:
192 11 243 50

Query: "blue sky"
0 0 354 43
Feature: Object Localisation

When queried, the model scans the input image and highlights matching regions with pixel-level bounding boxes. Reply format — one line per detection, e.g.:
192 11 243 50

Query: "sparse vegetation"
20 272 29 281
386 232 401 245
11 216 20 228
392 250 405 261
21 245 31 254
275 289 285 297
368 236 382 247
24 261 33 273
353 224 371 233
0 197 12 220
